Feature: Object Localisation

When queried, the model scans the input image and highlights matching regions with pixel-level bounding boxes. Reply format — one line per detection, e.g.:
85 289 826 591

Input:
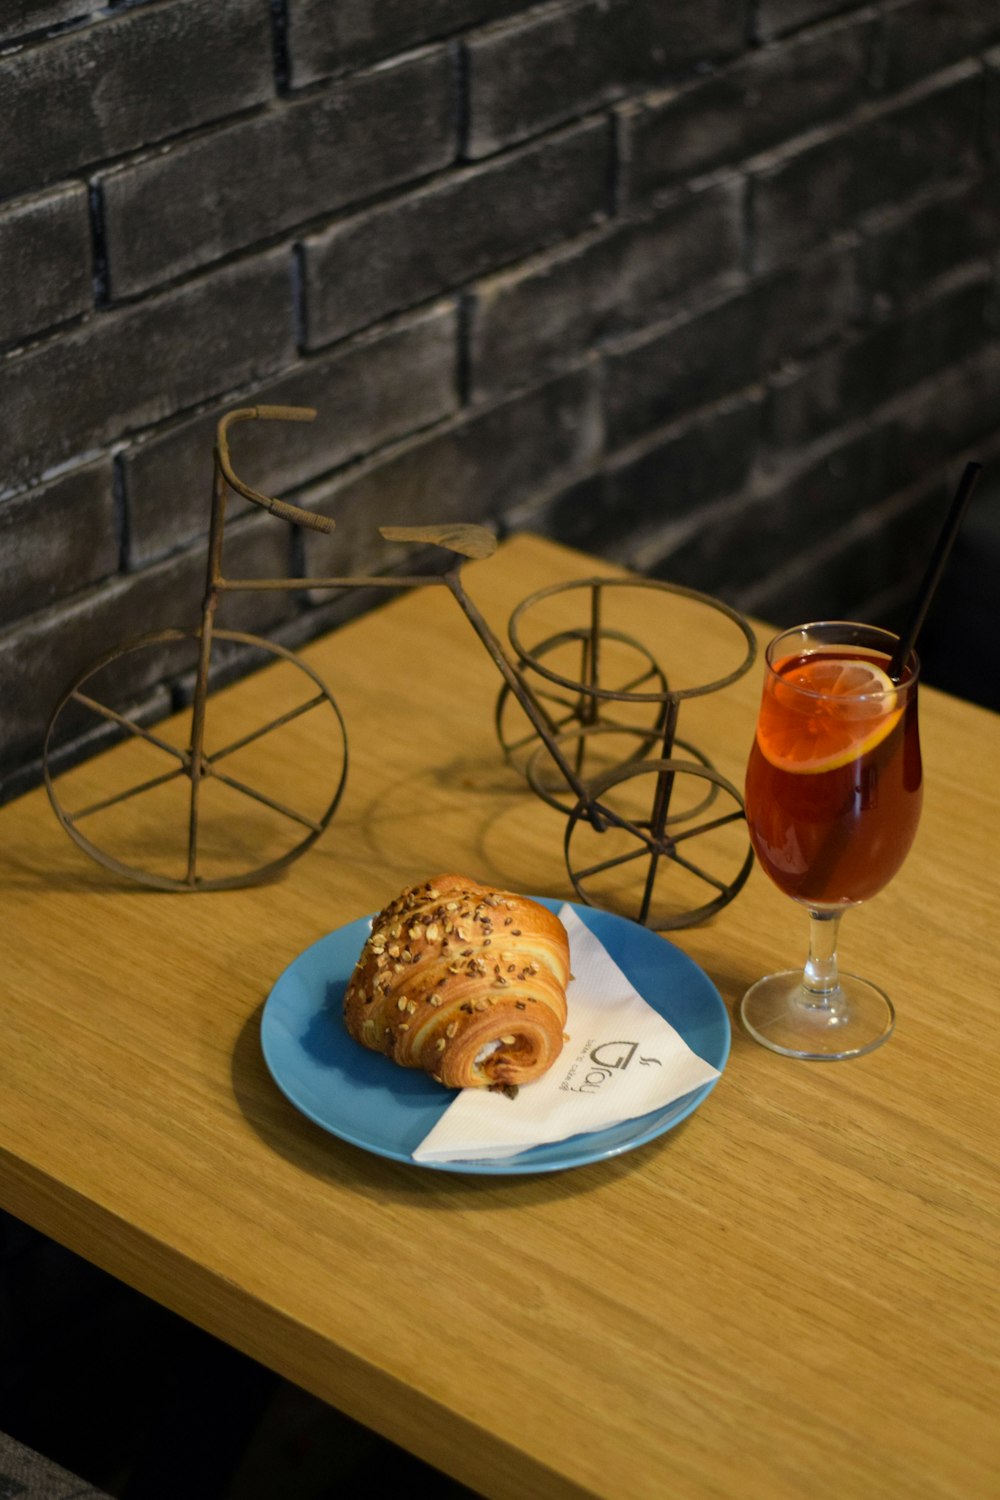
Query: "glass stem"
802 910 843 1002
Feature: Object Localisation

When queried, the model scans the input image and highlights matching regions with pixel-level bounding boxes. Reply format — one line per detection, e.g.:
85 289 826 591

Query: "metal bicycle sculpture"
45 405 756 928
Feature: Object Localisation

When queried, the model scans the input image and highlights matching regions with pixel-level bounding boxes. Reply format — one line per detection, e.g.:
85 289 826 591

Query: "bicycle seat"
378 524 497 559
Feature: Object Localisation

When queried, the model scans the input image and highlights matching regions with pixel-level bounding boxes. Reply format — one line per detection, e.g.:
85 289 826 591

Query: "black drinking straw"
887 460 983 684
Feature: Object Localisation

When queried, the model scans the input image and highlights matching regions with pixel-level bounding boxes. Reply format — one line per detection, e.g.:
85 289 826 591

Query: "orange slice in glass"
757 655 903 774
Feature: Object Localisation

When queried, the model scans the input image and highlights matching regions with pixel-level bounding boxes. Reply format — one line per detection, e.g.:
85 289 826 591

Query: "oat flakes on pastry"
343 874 570 1089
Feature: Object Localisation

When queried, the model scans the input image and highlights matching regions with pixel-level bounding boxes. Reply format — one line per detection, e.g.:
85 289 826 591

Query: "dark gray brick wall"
0 460 118 627
300 118 611 347
466 0 747 157
98 47 458 298
2 0 998 797
858 174 1000 316
755 0 854 41
0 250 297 486
121 305 461 566
300 368 602 581
468 181 745 401
764 270 994 450
0 184 92 347
0 0 274 201
601 243 858 449
881 0 1000 89
986 47 1000 158
750 65 983 273
287 0 526 84
620 12 876 201
0 3 92 40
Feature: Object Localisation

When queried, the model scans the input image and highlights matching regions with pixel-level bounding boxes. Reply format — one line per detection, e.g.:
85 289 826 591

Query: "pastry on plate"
343 874 570 1089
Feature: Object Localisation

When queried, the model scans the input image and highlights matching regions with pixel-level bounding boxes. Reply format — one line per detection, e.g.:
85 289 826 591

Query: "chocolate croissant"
343 874 570 1089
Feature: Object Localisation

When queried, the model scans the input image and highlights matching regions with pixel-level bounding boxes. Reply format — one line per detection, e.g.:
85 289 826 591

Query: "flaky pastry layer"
343 874 570 1089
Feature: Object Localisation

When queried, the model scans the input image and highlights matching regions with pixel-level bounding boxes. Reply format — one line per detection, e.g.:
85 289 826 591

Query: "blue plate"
260 899 730 1175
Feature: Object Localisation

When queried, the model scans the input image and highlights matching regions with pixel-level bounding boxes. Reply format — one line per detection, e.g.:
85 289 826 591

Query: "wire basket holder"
499 577 758 928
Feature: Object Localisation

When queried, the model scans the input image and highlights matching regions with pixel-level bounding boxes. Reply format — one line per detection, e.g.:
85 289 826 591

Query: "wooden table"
3 534 998 1499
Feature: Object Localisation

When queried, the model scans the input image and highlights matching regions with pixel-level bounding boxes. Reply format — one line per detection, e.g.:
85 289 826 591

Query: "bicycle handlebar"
215 406 335 535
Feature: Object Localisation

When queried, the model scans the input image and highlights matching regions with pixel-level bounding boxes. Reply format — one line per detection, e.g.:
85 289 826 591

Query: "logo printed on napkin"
412 904 721 1163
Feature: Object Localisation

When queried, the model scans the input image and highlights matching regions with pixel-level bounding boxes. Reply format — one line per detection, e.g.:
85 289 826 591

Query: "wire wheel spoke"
565 757 753 929
671 844 733 895
207 693 328 764
584 798 657 848
670 806 747 845
72 690 190 765
570 840 657 884
206 765 323 832
70 764 188 823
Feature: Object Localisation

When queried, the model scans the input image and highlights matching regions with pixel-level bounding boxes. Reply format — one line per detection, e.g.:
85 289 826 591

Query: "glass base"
740 970 894 1060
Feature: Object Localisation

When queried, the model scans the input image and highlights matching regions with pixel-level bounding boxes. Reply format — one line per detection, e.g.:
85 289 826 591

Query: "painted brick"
754 0 855 41
884 344 1000 486
621 14 875 201
0 184 92 348
0 0 998 797
123 304 461 566
986 48 1000 160
300 369 602 579
466 0 747 158
751 66 982 271
0 460 117 627
468 180 744 403
651 426 891 602
765 270 993 449
881 0 1000 90
0 513 294 775
0 0 274 201
742 478 948 628
607 399 762 562
301 119 610 348
544 396 762 561
0 3 89 42
859 173 1000 315
0 249 296 489
287 0 524 84
602 242 858 448
99 48 456 299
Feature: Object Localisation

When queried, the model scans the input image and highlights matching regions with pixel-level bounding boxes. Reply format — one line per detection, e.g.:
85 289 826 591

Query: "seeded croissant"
343 874 570 1089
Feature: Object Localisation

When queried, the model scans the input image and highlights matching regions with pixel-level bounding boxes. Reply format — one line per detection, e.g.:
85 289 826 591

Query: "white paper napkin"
412 904 721 1163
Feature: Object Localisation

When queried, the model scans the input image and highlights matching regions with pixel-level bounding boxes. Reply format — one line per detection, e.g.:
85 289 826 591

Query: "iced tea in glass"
741 622 921 1059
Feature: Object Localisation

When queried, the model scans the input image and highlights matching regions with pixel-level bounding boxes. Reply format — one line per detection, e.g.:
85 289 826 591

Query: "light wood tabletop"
2 533 998 1499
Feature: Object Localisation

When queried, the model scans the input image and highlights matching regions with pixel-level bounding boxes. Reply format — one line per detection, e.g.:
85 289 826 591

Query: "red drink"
745 647 922 906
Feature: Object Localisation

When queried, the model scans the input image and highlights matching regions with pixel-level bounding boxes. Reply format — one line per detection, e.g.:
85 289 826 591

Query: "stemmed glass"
740 622 922 1060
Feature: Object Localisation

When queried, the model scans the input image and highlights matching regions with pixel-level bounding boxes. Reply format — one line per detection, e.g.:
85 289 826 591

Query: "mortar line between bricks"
111 453 130 575
454 38 471 160
740 173 755 278
739 55 984 177
732 455 994 617
90 105 624 309
606 108 622 218
291 242 308 354
269 0 290 95
456 292 473 407
1 98 274 214
86 180 110 308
